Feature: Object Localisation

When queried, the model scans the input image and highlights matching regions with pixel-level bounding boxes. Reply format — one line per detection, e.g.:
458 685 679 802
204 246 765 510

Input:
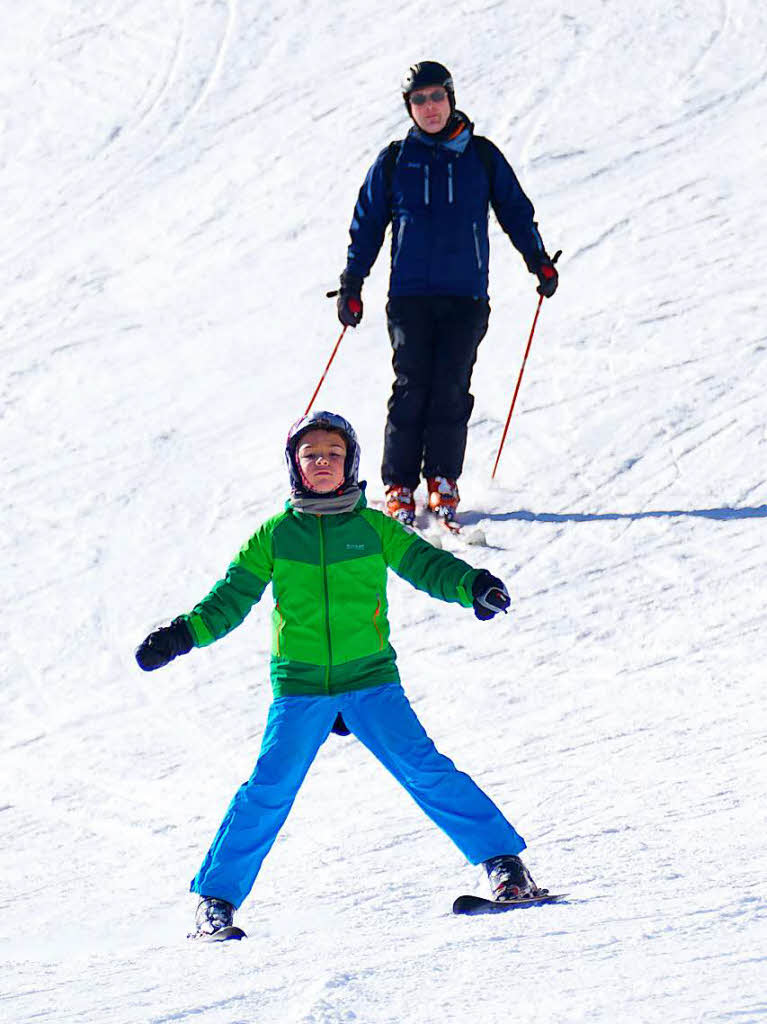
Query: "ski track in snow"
1 2 767 1023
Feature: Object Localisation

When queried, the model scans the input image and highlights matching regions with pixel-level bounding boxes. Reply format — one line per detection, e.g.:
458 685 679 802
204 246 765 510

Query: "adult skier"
135 410 547 940
336 61 559 526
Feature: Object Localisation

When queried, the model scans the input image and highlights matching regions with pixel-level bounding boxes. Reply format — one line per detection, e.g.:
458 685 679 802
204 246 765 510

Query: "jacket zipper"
275 599 285 656
447 163 454 203
318 517 332 691
372 594 383 651
393 218 406 267
472 221 482 269
424 164 430 205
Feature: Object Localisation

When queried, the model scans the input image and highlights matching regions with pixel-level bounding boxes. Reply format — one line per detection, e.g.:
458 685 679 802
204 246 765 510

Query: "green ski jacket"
181 495 481 696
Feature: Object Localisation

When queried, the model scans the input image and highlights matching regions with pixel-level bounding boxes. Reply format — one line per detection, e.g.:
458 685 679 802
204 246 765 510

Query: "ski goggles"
409 88 448 106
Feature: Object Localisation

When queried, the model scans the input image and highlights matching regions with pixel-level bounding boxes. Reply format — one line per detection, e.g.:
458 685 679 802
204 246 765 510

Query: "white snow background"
1 2 766 1022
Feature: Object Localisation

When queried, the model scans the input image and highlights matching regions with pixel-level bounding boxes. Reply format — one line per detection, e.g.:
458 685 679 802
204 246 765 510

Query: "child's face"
296 429 347 493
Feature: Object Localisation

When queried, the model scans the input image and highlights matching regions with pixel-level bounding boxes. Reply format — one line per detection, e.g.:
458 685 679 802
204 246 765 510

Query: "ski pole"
491 250 560 479
305 325 347 415
491 295 543 479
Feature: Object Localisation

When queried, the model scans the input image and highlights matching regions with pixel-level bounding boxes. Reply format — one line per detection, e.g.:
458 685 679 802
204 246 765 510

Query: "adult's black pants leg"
381 297 436 489
422 297 490 480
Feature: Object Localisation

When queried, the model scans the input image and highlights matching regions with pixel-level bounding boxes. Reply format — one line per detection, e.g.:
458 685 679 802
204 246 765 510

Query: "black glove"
535 254 559 298
330 712 351 736
471 570 511 621
135 617 194 671
336 271 363 327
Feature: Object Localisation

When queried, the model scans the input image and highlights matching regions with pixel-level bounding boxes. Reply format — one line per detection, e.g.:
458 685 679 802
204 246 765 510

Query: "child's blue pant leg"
190 695 337 908
341 684 526 864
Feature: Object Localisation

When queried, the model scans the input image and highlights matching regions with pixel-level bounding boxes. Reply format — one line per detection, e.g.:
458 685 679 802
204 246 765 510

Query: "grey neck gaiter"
290 485 362 516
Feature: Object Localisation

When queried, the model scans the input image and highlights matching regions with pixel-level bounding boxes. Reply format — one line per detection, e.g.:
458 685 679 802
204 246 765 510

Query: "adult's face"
409 86 451 134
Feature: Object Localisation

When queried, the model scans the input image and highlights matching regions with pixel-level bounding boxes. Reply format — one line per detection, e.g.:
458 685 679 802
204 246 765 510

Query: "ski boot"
188 896 245 941
483 855 548 902
426 476 460 524
385 484 416 526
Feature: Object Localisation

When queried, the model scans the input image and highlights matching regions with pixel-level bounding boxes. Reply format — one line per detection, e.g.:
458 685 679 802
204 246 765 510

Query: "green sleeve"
373 511 480 607
182 516 278 647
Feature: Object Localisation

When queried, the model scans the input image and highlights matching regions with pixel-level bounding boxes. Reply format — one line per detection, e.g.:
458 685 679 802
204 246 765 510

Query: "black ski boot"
483 855 548 901
189 896 245 941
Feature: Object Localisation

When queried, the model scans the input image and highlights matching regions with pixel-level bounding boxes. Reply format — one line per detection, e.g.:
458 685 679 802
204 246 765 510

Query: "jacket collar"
408 111 473 154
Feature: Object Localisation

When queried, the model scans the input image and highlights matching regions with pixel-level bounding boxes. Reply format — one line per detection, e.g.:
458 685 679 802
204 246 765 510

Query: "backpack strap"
382 139 404 210
472 134 498 203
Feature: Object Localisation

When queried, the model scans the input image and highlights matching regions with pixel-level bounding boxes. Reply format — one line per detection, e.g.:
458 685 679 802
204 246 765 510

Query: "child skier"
136 411 546 940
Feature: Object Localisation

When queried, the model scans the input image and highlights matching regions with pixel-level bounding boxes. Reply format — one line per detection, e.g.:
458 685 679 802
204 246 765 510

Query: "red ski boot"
426 476 460 524
385 484 416 526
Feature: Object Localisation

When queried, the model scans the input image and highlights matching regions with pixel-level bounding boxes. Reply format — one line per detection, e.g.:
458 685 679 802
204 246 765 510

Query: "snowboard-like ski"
190 925 247 942
453 893 567 915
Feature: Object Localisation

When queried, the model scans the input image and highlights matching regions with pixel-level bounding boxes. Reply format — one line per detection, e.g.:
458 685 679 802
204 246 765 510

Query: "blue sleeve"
345 147 392 280
486 141 547 273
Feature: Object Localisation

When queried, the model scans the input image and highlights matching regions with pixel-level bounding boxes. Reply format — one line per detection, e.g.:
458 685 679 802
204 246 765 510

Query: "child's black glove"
472 570 511 620
135 617 193 671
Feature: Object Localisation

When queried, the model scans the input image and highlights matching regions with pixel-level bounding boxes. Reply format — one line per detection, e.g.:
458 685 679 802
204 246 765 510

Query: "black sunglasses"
409 88 448 106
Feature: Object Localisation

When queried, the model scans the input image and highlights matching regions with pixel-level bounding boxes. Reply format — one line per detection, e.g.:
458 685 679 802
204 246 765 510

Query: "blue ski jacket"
344 118 547 299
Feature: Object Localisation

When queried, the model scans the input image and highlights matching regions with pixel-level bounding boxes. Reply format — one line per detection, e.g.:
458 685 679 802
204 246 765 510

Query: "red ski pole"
305 325 347 415
491 251 560 478
491 294 545 480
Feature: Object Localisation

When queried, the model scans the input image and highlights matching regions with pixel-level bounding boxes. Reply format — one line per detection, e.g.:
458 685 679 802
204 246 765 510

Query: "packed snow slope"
1 2 766 1022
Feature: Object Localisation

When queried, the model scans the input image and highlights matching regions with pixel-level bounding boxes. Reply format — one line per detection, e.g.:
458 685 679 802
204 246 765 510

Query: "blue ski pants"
190 683 525 907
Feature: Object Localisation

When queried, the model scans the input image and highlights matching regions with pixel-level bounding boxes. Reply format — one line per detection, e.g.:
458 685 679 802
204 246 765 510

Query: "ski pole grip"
476 587 509 614
326 289 339 298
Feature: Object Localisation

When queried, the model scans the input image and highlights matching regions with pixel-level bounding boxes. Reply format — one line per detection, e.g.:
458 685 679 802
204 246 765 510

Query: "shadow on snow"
463 504 767 525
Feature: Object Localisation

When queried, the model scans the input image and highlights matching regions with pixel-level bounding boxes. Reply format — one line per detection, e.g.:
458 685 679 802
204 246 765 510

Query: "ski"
189 925 247 943
424 507 461 533
431 513 461 534
369 499 488 546
453 893 567 915
421 514 488 548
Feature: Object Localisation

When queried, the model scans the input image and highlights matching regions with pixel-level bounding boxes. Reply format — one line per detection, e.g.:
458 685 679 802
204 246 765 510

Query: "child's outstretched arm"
135 518 276 671
373 512 509 617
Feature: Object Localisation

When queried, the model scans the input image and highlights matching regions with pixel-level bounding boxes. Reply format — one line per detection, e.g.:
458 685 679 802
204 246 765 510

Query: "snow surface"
1 2 766 1022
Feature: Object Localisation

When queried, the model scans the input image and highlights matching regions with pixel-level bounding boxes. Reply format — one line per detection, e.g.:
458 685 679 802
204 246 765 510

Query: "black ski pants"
381 295 490 489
